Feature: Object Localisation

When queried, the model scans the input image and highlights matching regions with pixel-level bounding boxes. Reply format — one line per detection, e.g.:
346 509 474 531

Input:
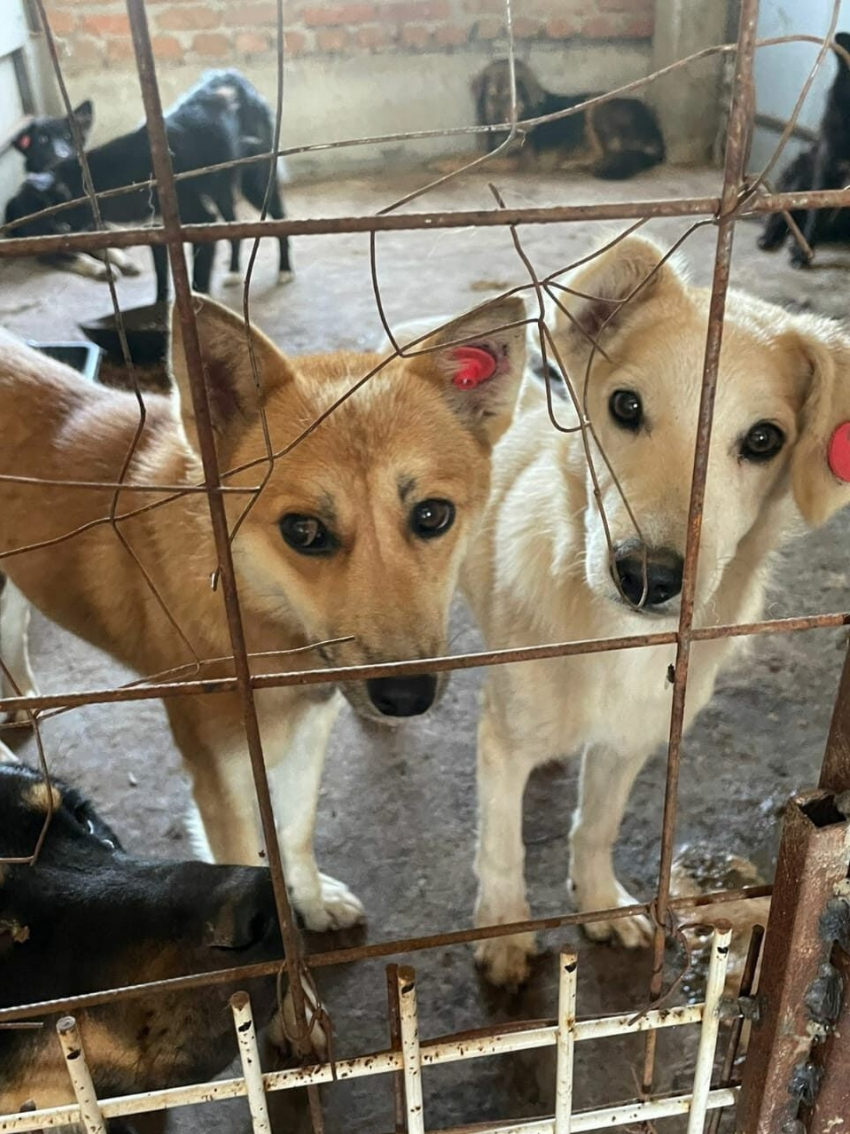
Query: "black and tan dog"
0 753 283 1118
467 58 665 178
759 33 850 266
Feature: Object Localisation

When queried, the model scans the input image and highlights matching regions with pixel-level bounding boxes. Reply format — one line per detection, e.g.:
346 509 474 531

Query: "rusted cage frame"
1 0 849 1130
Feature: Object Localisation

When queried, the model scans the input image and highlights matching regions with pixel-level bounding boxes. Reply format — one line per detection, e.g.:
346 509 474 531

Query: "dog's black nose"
367 675 437 717
613 546 684 608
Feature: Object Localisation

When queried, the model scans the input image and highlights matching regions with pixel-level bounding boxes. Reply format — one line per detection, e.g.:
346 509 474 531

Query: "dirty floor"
2 166 849 1132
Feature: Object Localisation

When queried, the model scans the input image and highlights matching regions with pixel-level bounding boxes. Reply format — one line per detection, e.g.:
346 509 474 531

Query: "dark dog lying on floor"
758 33 850 265
9 99 138 281
0 754 283 1121
471 58 665 178
3 69 292 299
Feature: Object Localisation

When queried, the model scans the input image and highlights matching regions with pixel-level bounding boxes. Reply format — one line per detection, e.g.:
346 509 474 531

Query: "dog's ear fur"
407 296 527 445
72 100 94 138
783 319 850 527
169 295 292 452
552 235 687 367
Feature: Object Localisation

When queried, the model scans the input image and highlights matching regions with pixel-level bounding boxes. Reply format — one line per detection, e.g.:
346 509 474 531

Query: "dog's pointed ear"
72 100 94 137
784 319 850 527
552 235 688 366
407 296 527 445
169 295 293 452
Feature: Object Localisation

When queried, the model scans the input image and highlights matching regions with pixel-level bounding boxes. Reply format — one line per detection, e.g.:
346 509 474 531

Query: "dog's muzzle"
366 675 438 718
612 543 684 609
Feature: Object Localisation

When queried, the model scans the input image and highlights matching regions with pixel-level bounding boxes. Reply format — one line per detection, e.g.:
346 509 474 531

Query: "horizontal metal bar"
0 610 845 718
2 187 850 259
0 884 769 1025
0 1003 716 1132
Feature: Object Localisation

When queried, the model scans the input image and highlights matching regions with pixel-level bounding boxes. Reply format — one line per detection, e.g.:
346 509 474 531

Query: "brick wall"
43 0 655 73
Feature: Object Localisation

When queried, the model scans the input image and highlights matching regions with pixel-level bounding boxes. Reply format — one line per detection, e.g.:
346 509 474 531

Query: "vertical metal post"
554 951 578 1134
687 923 732 1134
231 992 272 1134
56 1016 107 1134
397 966 425 1134
387 963 407 1133
735 792 850 1133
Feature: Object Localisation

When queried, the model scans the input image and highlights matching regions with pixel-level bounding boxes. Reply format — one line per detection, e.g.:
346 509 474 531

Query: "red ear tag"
18 134 30 150
452 346 497 390
828 422 850 482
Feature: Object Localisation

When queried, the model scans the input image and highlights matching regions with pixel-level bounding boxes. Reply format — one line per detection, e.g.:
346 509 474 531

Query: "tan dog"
462 235 850 986
0 294 526 930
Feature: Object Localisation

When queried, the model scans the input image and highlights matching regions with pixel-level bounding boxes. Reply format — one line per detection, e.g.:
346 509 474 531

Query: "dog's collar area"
452 346 497 390
828 422 850 482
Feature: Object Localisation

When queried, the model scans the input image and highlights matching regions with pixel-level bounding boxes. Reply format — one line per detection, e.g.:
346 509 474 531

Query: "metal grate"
0 0 849 1130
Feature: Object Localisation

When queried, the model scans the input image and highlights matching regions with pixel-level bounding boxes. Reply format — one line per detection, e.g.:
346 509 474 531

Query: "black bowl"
79 303 169 366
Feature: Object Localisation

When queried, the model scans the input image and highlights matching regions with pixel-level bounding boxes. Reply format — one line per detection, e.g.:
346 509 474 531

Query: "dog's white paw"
572 878 654 948
277 270 294 286
299 873 365 932
474 932 536 989
118 259 142 277
274 978 329 1059
221 271 243 287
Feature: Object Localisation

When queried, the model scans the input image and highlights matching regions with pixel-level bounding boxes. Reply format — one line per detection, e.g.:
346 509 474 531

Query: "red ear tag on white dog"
452 346 497 390
828 422 850 482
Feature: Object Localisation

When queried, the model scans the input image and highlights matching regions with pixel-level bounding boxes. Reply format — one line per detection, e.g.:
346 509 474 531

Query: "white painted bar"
231 992 272 1134
554 952 577 1134
686 925 733 1134
56 1017 107 1134
398 966 425 1134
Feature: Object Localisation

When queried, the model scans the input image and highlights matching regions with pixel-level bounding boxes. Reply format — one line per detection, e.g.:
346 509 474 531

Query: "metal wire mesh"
1 0 849 1130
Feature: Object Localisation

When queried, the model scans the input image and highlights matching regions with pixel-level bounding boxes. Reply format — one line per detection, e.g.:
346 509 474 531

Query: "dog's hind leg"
0 579 38 725
569 742 653 947
473 701 537 989
265 692 364 932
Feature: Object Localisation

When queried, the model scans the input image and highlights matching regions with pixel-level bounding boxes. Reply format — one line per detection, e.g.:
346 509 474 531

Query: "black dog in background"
759 33 850 266
473 59 665 179
4 70 291 299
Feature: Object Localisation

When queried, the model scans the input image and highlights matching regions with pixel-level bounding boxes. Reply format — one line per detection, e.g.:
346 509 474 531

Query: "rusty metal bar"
819 643 850 793
231 992 272 1134
3 187 850 259
643 0 759 1090
122 10 321 1129
56 1017 107 1134
736 792 850 1132
0 612 847 720
0 883 772 1026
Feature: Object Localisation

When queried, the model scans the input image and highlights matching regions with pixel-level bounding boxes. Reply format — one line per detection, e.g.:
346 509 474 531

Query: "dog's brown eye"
279 514 336 556
609 389 643 432
741 421 785 462
411 499 455 540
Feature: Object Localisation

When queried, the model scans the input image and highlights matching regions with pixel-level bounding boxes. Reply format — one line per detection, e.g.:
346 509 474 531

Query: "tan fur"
460 236 850 986
0 295 526 930
22 781 62 814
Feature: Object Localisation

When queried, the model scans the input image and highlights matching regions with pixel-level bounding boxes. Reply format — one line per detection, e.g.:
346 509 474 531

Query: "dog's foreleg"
0 580 38 725
266 692 365 932
792 144 829 267
569 742 653 947
91 248 142 277
473 703 536 989
66 253 111 281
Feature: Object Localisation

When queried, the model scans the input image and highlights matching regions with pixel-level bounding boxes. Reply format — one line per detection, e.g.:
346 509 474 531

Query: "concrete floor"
2 166 849 1132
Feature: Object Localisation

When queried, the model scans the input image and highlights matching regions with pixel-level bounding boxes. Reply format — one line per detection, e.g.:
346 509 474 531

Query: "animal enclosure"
2 1 850 1133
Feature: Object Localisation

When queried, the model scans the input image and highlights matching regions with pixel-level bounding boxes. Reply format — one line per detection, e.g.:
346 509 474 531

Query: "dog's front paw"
277 270 294 286
474 932 536 989
119 259 142 277
571 877 653 948
789 248 813 269
221 271 243 288
299 873 365 932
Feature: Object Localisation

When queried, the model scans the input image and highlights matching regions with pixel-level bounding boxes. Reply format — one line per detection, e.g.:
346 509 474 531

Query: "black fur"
758 33 850 265
0 761 282 1115
3 70 291 299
